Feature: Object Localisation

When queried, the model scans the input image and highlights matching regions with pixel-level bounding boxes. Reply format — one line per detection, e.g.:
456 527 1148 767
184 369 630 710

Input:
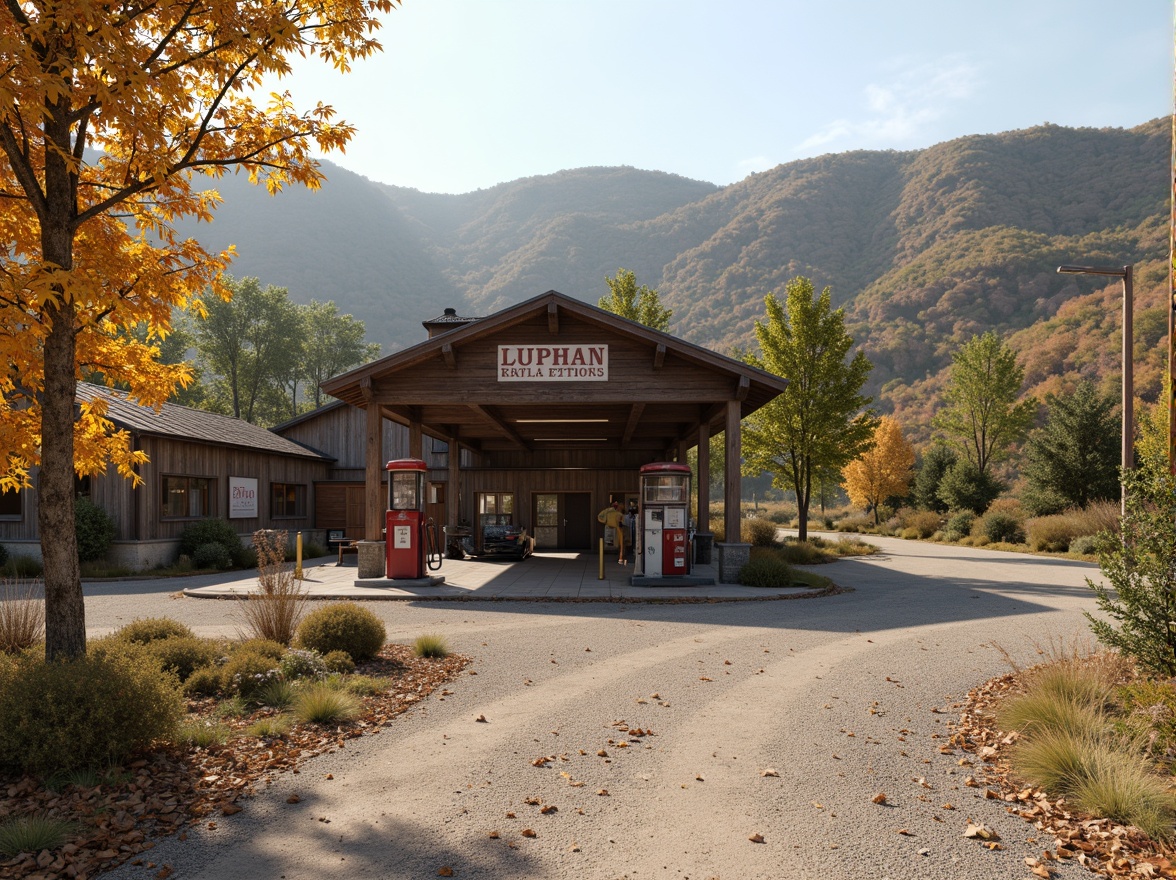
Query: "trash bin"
694 531 714 565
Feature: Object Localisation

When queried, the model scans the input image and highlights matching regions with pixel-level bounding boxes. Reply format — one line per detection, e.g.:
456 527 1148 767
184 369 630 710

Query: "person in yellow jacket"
598 501 627 564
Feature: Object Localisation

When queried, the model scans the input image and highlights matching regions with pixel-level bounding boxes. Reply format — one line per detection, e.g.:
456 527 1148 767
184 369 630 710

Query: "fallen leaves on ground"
951 669 1176 879
0 644 469 880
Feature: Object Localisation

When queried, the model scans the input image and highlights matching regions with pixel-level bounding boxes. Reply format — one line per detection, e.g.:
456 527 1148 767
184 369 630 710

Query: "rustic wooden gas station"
319 291 788 585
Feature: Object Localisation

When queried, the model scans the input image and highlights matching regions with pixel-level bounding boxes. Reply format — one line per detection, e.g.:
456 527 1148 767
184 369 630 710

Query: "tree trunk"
40 308 85 660
39 101 86 660
796 466 811 542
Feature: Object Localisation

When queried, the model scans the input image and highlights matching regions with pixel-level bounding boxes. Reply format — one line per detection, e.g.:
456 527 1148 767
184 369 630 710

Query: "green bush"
738 553 794 588
946 510 975 536
221 648 281 700
74 498 117 563
193 542 232 570
295 602 385 663
322 650 356 674
742 518 779 547
231 544 258 569
303 541 328 558
184 666 224 697
937 460 1002 514
177 519 241 560
0 642 183 775
777 540 826 565
979 510 1025 544
1070 534 1106 556
146 636 221 682
235 638 287 662
115 617 194 645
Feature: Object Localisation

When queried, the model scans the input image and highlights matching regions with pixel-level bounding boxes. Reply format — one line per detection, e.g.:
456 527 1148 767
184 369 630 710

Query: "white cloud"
797 56 980 154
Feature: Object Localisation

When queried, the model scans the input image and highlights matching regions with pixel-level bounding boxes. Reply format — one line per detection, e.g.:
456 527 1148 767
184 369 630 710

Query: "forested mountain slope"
178 117 1170 443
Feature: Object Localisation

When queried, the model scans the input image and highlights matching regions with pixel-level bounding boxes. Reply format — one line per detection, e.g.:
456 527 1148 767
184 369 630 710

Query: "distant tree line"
168 276 380 426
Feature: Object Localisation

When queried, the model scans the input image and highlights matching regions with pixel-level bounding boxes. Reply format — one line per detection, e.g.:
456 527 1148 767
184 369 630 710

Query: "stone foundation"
715 541 751 585
356 540 386 579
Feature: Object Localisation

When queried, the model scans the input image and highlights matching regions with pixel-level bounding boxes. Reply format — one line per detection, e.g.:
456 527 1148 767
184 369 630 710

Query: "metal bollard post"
295 531 303 580
598 538 604 580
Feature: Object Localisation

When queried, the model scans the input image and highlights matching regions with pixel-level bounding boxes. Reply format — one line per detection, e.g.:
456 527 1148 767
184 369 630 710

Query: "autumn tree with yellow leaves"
0 0 398 659
842 417 915 525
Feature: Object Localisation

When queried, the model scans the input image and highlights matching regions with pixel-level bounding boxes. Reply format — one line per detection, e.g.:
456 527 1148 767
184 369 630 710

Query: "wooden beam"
364 404 384 541
735 375 750 402
470 404 531 451
622 402 646 444
360 375 373 402
697 421 710 533
653 343 666 370
547 302 559 335
724 399 741 541
441 343 456 370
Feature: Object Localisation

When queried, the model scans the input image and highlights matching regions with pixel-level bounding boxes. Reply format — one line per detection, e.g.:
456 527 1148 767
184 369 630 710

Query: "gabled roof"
76 384 334 462
323 290 788 405
319 290 788 454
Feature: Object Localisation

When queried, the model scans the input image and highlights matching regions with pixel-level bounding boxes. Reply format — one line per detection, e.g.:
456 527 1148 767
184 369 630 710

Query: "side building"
0 384 335 569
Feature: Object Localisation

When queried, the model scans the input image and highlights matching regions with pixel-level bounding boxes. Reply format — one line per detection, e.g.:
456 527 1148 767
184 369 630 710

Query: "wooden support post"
677 439 689 464
724 400 741 538
364 403 384 541
697 421 710 533
448 435 461 530
409 419 423 461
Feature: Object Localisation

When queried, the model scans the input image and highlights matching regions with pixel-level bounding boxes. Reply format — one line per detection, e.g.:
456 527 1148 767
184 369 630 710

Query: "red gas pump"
385 459 441 579
638 462 691 577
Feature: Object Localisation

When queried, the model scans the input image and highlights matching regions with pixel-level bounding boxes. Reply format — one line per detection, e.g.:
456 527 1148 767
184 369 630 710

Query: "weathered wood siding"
277 403 461 471
455 469 638 530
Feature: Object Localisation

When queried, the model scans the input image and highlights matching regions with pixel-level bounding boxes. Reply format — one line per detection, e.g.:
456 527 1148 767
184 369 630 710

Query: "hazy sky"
280 0 1172 194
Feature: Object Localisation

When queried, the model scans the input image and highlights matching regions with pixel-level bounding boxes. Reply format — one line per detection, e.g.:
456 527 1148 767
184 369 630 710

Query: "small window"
271 483 307 518
162 476 214 518
0 488 21 519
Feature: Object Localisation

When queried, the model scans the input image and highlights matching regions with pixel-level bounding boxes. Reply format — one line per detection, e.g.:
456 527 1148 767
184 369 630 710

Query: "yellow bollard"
598 538 605 580
295 531 303 580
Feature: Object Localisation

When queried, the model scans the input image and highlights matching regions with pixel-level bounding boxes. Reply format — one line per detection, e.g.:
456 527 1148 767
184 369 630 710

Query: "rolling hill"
176 117 1171 445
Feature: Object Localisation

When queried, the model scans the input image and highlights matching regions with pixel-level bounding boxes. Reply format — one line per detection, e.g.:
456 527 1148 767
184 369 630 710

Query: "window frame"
0 488 21 521
161 475 216 520
270 482 308 519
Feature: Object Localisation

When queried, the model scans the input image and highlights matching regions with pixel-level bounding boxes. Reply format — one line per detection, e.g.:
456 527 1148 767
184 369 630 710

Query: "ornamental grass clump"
295 602 385 662
0 813 80 858
0 578 43 655
237 530 307 646
293 681 361 725
174 720 231 749
413 633 449 659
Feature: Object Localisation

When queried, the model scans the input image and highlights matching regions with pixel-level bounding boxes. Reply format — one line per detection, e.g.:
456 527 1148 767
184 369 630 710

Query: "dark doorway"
533 492 593 550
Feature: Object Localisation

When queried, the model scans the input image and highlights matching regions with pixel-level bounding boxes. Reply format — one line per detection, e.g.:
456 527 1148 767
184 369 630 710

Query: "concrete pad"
181 551 828 602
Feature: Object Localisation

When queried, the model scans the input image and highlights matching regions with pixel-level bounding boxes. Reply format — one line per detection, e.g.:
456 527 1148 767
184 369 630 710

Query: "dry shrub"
1025 501 1121 553
237 530 307 646
986 497 1027 521
835 513 873 533
900 509 941 539
742 518 780 547
0 578 43 654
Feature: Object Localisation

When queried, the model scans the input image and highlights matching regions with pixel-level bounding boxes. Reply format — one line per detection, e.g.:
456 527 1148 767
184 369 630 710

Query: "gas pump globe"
638 462 691 577
385 459 440 579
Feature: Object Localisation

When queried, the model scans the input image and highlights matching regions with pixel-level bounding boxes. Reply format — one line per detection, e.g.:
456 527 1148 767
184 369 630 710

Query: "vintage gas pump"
638 462 691 577
385 459 441 579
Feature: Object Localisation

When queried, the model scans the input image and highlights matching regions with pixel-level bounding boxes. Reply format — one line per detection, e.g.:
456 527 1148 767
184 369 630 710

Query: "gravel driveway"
95 536 1101 880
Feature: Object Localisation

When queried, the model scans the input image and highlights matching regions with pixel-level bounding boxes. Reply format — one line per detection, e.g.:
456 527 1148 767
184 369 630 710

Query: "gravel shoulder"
95 538 1101 880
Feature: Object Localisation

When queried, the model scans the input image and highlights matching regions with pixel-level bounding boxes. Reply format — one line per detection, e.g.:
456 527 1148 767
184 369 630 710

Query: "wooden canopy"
320 290 788 541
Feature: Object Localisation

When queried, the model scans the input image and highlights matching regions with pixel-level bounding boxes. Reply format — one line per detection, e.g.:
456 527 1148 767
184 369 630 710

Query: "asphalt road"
95 536 1102 880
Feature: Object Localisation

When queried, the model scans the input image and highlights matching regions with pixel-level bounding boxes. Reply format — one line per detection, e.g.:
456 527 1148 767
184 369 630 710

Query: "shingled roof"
76 383 333 462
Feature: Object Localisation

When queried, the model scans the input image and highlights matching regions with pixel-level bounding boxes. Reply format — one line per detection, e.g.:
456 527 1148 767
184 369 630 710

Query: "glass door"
534 494 559 549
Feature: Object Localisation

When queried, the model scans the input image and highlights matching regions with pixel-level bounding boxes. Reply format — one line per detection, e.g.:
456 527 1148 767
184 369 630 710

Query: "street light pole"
1057 264 1134 516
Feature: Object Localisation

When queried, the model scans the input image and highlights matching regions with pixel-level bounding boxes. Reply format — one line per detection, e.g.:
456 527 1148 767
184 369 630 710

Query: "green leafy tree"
1086 464 1176 675
301 300 381 410
933 331 1037 475
913 443 957 512
742 277 875 541
599 269 672 331
193 277 302 424
1021 382 1120 515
